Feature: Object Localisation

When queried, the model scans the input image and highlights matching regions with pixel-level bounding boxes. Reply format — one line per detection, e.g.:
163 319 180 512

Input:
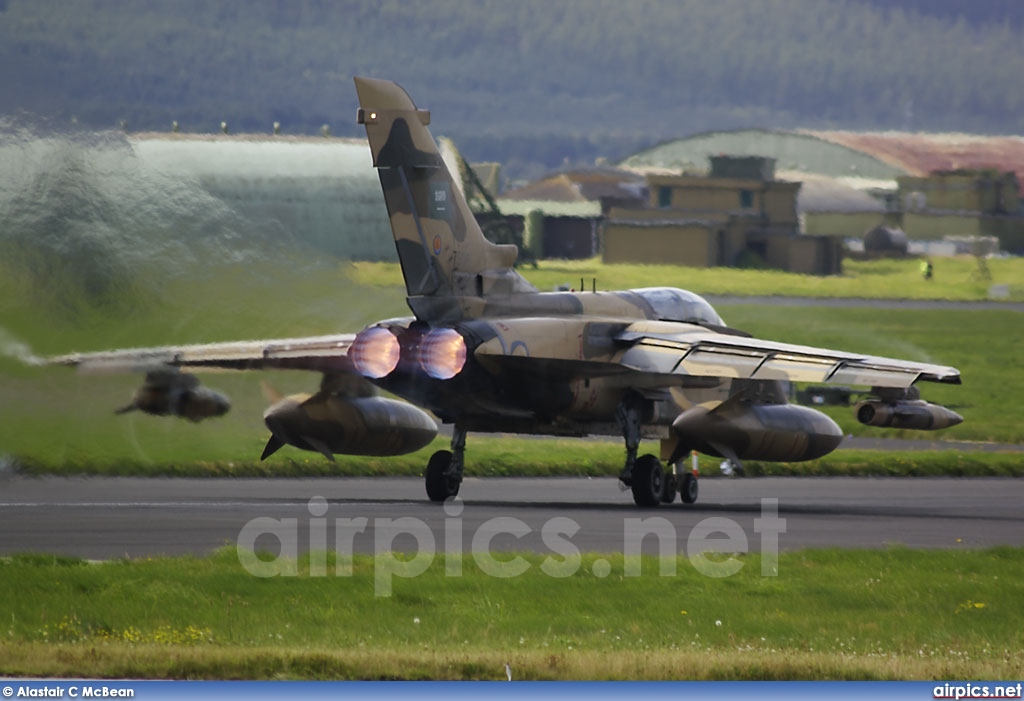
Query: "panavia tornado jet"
47 77 963 507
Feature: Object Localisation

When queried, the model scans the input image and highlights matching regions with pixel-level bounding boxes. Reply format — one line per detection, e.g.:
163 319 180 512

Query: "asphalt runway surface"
0 475 1021 560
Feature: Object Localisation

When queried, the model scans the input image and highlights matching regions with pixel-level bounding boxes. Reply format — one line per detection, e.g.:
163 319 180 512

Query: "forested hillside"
1 0 1023 177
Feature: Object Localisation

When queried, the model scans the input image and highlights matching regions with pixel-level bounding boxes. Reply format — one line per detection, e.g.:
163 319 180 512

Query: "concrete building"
498 169 646 259
897 169 1024 251
621 129 1024 252
604 156 842 275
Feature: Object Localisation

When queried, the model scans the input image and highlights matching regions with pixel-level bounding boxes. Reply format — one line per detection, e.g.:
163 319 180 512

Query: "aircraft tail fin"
354 77 535 314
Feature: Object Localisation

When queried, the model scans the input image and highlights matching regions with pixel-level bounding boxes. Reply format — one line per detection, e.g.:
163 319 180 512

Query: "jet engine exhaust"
419 328 467 380
349 326 401 379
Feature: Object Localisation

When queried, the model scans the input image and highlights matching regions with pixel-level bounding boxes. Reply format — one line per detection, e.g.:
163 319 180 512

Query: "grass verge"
9 439 1024 478
1 547 1021 680
352 256 1024 301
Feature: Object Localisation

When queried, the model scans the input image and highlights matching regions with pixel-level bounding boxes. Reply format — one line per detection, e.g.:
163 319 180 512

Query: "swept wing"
48 333 356 374
614 321 960 388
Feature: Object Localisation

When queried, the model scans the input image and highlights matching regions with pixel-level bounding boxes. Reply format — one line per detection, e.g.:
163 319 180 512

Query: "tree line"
2 0 1023 179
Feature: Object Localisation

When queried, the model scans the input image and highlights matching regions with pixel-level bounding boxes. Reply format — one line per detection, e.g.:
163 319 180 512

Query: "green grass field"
354 256 1024 301
1 547 1021 680
10 439 1024 479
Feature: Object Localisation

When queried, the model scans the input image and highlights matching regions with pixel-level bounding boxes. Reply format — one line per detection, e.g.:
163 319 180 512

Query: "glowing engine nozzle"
420 328 467 380
349 326 401 379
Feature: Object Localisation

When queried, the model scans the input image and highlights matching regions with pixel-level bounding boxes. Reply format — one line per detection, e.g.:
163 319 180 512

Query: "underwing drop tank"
672 401 843 462
261 393 438 461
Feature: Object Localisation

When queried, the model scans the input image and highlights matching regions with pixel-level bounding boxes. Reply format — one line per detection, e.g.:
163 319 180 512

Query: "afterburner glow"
349 326 400 378
420 328 467 380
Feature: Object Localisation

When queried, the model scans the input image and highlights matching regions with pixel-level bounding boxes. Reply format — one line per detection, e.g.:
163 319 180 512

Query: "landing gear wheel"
680 472 699 504
631 454 665 507
425 449 460 502
660 473 678 504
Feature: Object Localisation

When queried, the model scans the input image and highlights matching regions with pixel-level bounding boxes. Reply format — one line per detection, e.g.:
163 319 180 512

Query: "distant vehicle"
47 78 963 507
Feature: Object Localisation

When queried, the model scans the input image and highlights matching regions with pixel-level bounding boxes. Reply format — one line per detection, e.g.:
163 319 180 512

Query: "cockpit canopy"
630 287 724 326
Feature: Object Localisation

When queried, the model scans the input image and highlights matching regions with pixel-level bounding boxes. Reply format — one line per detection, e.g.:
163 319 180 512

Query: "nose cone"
938 407 964 430
181 387 232 421
261 395 312 461
805 410 844 460
264 394 306 434
263 395 303 420
671 405 715 439
263 395 306 437
210 391 231 417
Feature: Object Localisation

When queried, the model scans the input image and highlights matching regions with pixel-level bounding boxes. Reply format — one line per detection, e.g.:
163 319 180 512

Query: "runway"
0 475 1021 560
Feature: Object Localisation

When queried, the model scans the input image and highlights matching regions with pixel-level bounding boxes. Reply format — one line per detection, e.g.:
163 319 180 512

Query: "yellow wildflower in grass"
120 625 143 643
49 614 85 643
35 619 214 645
955 600 987 613
128 624 215 645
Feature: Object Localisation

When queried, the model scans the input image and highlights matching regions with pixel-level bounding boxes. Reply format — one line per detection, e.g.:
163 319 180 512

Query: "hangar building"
619 129 1024 252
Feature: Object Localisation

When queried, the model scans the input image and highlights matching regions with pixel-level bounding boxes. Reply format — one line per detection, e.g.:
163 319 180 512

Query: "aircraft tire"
425 449 460 502
660 473 678 503
680 472 699 504
631 454 665 507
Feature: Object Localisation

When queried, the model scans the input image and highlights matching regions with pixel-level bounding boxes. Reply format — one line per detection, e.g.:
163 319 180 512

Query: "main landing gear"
626 454 699 507
423 403 701 507
616 394 699 507
425 424 466 502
